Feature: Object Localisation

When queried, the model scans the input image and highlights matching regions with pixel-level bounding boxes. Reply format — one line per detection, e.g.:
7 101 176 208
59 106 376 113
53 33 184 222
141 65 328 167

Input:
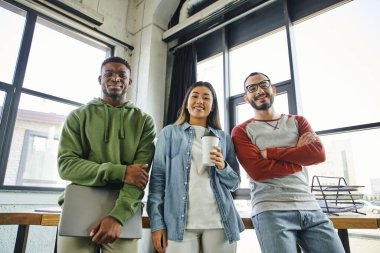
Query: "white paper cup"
201 136 219 166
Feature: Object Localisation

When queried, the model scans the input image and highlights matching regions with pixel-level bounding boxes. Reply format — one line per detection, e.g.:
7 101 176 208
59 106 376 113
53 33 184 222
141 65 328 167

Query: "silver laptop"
59 184 142 239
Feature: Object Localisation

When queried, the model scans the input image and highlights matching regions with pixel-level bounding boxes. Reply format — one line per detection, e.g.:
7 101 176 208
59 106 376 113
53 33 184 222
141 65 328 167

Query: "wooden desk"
1 211 379 253
0 211 60 253
0 211 150 253
240 212 380 253
328 215 380 253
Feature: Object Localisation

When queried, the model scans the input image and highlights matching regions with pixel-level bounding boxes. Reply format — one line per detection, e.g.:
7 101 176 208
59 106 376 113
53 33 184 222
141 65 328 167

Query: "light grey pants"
166 229 236 253
57 235 137 253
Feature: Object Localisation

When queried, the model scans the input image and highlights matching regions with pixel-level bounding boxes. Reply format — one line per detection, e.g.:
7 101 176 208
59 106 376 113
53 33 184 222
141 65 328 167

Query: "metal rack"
311 176 366 216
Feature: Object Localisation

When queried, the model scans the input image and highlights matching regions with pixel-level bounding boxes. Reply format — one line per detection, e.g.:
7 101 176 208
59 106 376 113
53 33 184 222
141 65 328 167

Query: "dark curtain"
165 44 197 126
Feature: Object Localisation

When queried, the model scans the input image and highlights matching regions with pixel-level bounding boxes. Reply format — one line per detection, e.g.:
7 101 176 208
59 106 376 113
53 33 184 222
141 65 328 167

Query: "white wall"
129 0 180 131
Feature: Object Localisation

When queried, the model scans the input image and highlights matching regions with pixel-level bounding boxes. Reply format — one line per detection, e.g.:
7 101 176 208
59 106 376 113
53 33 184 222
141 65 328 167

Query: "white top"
186 126 223 229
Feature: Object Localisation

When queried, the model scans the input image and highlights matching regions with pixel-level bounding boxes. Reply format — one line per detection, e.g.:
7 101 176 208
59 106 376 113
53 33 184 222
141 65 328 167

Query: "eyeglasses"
245 80 271 93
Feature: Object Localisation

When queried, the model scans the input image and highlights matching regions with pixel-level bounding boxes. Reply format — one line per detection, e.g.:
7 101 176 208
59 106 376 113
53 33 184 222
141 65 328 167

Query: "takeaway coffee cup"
201 131 219 166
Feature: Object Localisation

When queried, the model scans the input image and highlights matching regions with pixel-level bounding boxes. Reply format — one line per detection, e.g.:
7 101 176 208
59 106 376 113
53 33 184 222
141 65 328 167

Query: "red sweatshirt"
231 114 325 181
232 114 325 215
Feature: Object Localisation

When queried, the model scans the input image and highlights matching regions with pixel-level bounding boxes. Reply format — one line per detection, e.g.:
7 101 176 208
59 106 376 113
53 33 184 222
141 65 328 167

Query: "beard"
102 85 126 99
247 93 274 110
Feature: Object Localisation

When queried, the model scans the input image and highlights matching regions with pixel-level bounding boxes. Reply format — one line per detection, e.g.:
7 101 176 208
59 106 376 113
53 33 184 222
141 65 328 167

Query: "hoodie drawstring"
103 104 109 143
103 102 126 142
119 108 125 139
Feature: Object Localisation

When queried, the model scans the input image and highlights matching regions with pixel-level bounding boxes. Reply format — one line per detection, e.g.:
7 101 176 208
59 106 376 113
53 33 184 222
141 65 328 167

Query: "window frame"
0 0 114 191
194 0 377 200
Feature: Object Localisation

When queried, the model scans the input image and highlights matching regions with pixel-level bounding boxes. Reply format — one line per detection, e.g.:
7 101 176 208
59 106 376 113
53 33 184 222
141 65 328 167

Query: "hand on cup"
210 146 226 169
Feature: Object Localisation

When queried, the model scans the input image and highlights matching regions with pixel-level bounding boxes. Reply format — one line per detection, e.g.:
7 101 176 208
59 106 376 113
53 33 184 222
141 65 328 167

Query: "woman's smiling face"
186 86 214 126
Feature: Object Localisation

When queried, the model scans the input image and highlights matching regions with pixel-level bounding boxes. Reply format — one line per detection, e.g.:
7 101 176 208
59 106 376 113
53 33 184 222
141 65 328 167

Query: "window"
0 1 26 83
23 17 107 104
229 29 291 96
293 0 380 200
189 0 380 251
196 0 380 203
293 0 380 131
197 53 225 128
17 130 60 187
0 0 111 190
4 95 78 188
307 129 380 196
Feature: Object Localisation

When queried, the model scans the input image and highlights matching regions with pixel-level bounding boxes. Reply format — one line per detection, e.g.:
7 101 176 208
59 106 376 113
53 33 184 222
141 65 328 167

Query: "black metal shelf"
311 176 366 216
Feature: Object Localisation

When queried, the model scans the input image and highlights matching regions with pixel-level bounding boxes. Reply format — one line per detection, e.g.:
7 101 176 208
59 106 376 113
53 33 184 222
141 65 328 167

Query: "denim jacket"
147 122 244 243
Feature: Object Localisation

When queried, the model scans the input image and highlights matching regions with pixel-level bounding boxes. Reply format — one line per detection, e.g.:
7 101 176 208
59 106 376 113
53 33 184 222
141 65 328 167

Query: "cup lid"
202 130 219 139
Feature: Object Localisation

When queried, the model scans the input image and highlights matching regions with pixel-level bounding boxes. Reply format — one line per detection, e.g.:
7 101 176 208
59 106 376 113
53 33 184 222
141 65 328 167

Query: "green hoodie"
58 98 156 224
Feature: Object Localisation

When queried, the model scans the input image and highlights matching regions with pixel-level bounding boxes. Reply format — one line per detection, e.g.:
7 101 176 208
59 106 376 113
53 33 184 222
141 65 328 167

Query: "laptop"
59 184 142 239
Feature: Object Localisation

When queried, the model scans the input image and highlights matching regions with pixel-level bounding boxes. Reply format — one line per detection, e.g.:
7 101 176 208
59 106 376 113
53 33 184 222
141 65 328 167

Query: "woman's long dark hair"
174 81 222 129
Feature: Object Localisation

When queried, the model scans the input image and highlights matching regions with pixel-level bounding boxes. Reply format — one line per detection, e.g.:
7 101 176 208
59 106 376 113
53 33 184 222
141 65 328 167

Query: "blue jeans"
252 210 345 253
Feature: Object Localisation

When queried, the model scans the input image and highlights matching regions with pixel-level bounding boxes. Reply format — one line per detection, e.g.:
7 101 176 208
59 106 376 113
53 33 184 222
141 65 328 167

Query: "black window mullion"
316 123 380 136
222 27 231 133
12 11 37 88
21 87 83 107
275 80 297 115
0 84 15 175
283 0 299 115
228 94 244 133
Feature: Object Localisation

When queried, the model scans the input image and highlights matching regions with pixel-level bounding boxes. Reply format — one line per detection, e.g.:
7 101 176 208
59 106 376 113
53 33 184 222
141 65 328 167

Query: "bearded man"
232 72 345 253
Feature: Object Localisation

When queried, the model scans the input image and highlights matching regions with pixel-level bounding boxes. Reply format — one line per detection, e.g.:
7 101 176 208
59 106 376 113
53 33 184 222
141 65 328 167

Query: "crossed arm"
231 116 325 181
